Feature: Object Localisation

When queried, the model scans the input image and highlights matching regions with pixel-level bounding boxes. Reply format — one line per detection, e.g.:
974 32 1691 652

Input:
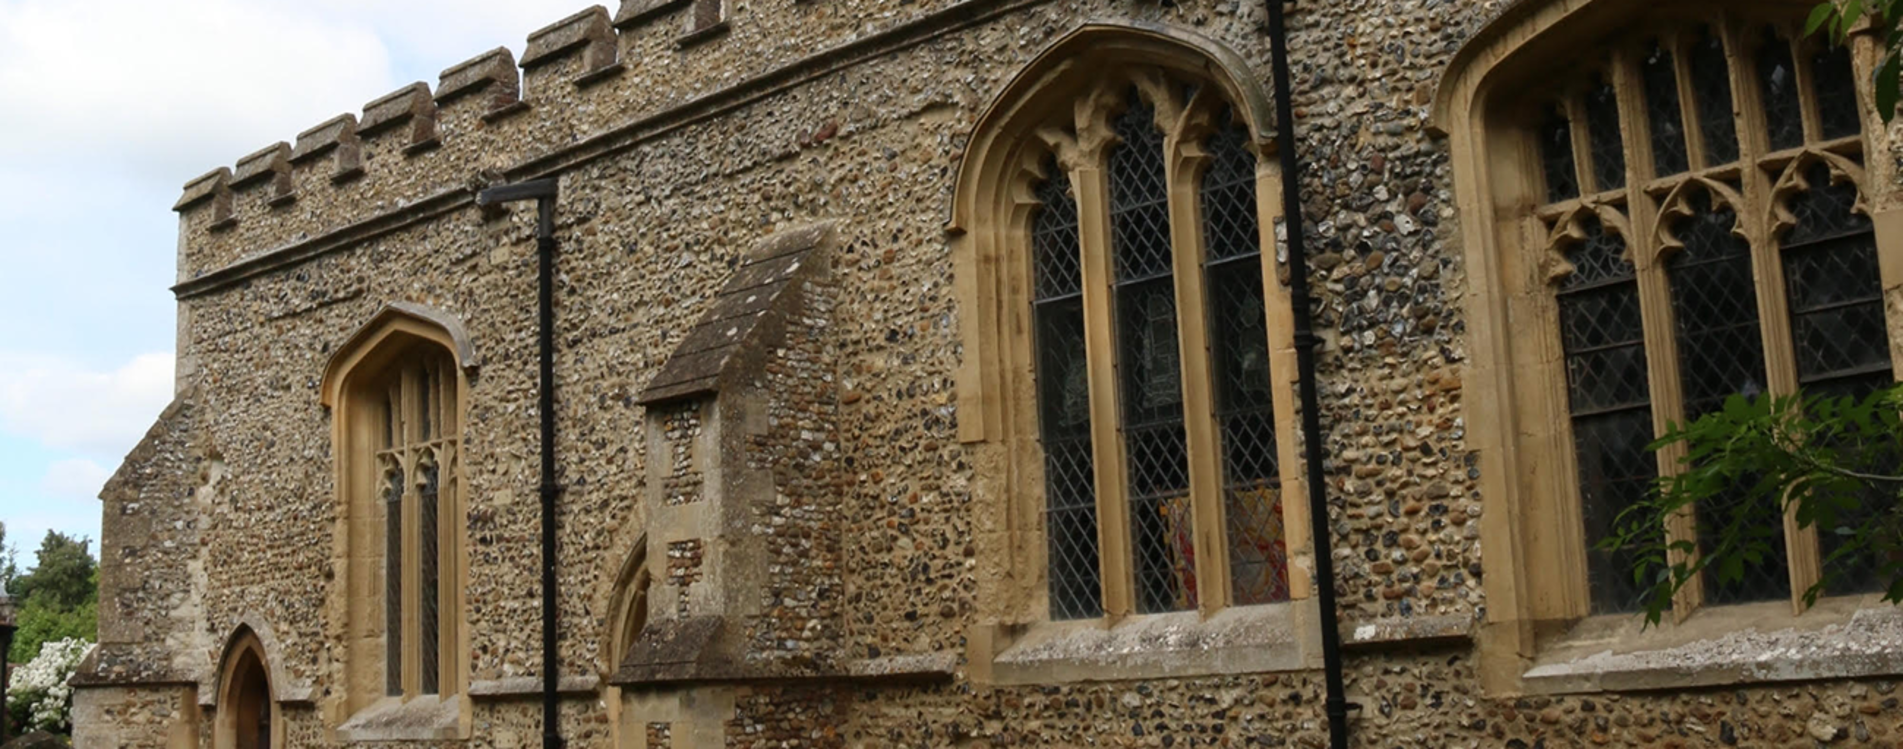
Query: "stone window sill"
1523 595 1903 694
985 600 1320 686
335 694 469 743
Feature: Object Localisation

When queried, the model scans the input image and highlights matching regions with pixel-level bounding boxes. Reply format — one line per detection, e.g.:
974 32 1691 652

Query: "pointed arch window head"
999 59 1294 621
323 304 471 712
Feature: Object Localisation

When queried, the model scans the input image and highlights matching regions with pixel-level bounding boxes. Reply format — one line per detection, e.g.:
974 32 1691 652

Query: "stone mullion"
1164 123 1230 617
428 358 452 694
1070 161 1136 622
1613 44 1706 619
1669 31 1710 171
1566 94 1597 194
1531 213 1593 621
1791 29 1824 146
400 366 423 698
1719 19 1821 611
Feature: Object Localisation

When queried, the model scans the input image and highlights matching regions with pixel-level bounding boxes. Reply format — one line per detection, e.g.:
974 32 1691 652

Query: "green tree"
5 531 98 664
11 532 96 612
1602 385 1903 624
1811 0 1903 121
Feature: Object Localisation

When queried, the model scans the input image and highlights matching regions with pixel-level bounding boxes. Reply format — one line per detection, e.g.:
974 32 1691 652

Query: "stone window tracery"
321 305 471 717
1524 15 1894 618
374 349 459 696
1027 73 1290 621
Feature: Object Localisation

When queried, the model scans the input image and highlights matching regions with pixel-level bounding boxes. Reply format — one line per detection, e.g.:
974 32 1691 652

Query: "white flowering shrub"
6 637 91 734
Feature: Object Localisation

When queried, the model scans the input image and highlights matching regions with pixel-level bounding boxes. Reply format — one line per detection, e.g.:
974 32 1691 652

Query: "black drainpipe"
475 178 566 749
1263 2 1350 747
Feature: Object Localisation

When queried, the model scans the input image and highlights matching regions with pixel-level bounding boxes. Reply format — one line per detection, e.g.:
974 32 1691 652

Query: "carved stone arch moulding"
1542 200 1636 284
1768 149 1872 241
603 531 651 674
320 302 478 409
950 20 1276 445
202 615 314 709
1653 176 1751 262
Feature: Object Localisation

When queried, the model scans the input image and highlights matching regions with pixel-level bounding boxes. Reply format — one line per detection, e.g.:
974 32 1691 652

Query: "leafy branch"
1810 0 1903 121
1599 385 1903 626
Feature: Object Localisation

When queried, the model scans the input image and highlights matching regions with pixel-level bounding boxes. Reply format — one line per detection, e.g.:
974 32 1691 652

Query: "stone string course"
74 0 1903 746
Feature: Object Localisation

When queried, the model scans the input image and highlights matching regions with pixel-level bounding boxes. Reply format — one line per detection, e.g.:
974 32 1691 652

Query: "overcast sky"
0 0 575 562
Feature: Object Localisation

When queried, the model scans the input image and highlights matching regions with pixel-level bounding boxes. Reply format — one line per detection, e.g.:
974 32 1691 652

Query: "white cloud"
0 352 175 459
38 458 111 501
0 0 395 185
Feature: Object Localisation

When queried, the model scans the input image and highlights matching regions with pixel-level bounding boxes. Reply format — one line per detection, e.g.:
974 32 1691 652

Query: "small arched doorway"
216 630 279 749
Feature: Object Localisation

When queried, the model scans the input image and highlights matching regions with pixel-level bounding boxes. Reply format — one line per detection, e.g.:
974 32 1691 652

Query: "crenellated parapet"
166 0 1012 285
523 6 623 88
359 82 440 154
290 114 364 183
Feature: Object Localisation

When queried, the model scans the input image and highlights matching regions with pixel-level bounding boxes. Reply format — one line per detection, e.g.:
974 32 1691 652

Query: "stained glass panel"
1032 165 1104 621
1110 93 1196 614
1642 41 1690 176
1689 27 1740 166
1539 105 1580 203
1586 75 1627 191
1201 118 1287 605
1557 217 1655 614
1758 30 1804 151
1815 44 1862 140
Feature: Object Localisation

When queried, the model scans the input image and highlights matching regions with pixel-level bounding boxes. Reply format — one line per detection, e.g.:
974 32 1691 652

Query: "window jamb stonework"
1435 0 1903 692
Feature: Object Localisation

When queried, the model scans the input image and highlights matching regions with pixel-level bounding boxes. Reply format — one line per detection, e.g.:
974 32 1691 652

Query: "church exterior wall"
74 0 1903 745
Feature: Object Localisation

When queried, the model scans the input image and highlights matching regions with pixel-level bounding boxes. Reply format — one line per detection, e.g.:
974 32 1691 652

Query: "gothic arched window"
321 305 471 717
1023 75 1292 620
1447 8 1897 629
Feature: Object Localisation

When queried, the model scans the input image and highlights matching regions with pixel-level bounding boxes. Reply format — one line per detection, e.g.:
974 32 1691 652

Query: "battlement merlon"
522 6 619 78
290 114 364 183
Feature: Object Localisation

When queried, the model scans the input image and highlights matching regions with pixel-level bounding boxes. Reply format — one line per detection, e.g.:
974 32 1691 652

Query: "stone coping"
335 694 466 743
1341 613 1476 648
468 674 601 700
1524 598 1903 694
989 601 1319 685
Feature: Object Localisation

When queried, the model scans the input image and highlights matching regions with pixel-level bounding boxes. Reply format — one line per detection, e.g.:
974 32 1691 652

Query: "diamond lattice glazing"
1032 165 1104 620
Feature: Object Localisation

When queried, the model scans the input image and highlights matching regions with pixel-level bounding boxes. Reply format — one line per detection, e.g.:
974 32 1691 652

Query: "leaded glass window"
1757 30 1804 152
1781 162 1892 594
1203 115 1289 606
374 350 459 695
1032 161 1104 621
1557 218 1655 614
1689 27 1739 167
1024 79 1290 620
1585 74 1627 191
1109 95 1197 614
1641 41 1689 176
1665 190 1787 605
1520 15 1892 618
